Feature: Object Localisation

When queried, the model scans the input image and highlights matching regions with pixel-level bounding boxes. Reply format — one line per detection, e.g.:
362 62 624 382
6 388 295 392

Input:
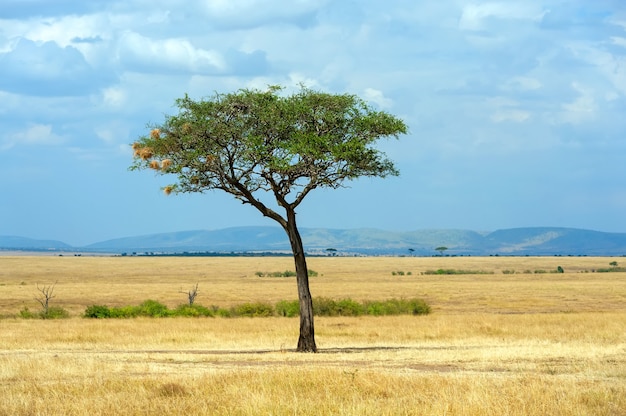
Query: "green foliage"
363 299 431 316
596 266 626 273
435 246 448 255
231 302 274 317
131 86 407 202
174 304 214 317
41 306 70 319
423 269 493 275
311 297 364 316
311 297 362 316
275 300 300 317
82 297 431 319
137 300 172 317
19 307 36 319
502 270 516 274
109 305 140 318
84 305 111 318
557 266 564 273
20 306 69 319
255 270 318 277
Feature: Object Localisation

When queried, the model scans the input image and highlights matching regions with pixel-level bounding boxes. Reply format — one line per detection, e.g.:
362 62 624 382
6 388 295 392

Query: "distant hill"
2 227 626 256
0 236 72 251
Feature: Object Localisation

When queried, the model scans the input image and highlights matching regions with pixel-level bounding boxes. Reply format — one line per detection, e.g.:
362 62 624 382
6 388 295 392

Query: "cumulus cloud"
100 86 127 108
116 32 268 75
363 88 393 109
199 0 326 29
0 0 109 18
2 124 64 150
117 32 225 73
0 38 116 96
487 97 531 123
560 83 597 124
458 2 547 31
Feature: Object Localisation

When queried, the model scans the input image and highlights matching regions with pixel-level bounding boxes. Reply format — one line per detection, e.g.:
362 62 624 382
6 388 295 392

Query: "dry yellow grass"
0 255 625 415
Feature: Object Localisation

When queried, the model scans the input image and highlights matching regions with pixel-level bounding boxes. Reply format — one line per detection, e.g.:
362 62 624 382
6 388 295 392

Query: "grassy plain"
0 255 625 415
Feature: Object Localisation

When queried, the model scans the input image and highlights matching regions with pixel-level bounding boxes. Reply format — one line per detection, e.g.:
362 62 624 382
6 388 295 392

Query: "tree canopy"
131 86 407 351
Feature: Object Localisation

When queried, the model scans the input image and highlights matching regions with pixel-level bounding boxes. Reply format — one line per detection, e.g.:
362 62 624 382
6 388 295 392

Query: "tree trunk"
283 208 317 352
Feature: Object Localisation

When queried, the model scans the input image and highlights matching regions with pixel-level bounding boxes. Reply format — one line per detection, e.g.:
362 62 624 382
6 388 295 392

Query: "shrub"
596 266 626 273
275 300 299 317
312 297 364 316
41 306 69 319
79 297 431 319
255 270 318 277
231 302 274 317
214 308 232 317
407 298 431 315
312 297 339 316
424 269 493 275
19 307 36 319
109 305 140 318
174 304 214 317
84 305 111 318
335 298 364 316
137 300 171 317
363 298 430 316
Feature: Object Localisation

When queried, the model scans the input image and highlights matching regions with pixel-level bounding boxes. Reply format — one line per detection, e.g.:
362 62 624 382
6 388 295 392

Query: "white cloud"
502 76 542 92
487 97 531 123
0 38 115 96
95 121 130 144
459 2 546 31
199 0 326 29
117 31 226 73
568 43 626 96
560 83 597 124
611 37 626 48
363 88 393 109
2 124 65 150
101 86 127 108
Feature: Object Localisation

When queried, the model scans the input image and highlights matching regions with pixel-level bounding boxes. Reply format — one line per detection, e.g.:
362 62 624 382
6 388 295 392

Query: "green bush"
84 305 111 318
41 306 70 319
109 305 140 318
137 300 171 317
275 299 299 317
335 298 364 316
214 308 232 317
424 269 493 275
231 302 274 317
255 270 318 277
363 298 430 316
174 304 214 317
19 307 36 319
596 267 626 273
312 297 338 316
19 306 69 319
80 297 431 319
407 299 431 315
311 297 363 316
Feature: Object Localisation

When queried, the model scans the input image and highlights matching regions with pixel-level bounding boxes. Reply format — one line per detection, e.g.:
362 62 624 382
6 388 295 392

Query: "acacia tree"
131 86 407 352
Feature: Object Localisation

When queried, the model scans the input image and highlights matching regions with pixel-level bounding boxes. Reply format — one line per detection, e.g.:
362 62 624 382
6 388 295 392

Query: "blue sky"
1 1 625 246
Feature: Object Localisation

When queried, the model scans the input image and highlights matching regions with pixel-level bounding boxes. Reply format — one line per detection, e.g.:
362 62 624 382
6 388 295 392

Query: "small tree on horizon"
130 86 407 352
435 246 448 256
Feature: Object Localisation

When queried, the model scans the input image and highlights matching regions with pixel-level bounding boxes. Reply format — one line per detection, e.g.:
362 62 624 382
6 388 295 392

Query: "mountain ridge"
2 226 626 256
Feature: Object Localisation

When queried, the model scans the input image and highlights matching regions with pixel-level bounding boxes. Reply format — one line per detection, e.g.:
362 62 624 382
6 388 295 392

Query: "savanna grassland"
0 255 625 415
